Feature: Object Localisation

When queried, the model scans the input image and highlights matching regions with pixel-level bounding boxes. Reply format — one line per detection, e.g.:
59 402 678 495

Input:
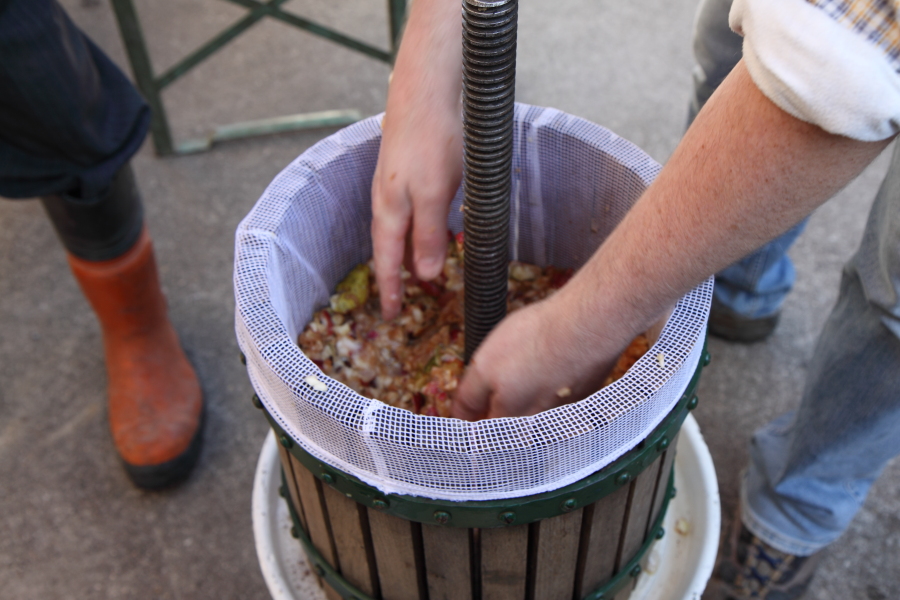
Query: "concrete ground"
0 0 897 598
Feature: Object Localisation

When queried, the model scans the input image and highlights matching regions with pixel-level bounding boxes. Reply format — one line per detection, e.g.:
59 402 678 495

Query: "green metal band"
280 465 676 600
260 343 708 528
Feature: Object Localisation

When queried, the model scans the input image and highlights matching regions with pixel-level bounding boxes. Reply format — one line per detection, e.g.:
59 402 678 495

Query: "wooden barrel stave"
574 482 631 597
278 445 309 533
531 509 584 599
422 524 473 600
288 454 334 563
480 525 528 599
618 454 664 573
368 508 423 600
276 425 681 600
613 586 633 600
286 453 342 600
322 484 380 597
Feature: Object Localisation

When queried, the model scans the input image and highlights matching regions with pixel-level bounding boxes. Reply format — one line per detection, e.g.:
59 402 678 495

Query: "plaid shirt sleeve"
808 0 900 72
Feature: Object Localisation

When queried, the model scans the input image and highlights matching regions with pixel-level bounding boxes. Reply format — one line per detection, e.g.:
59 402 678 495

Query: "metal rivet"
434 511 451 525
616 472 631 486
658 436 670 451
290 526 299 539
562 498 577 512
314 564 324 577
656 527 666 540
687 395 699 410
321 473 334 485
499 511 516 525
630 564 642 577
670 486 678 499
372 499 388 510
703 351 711 367
252 393 263 409
279 435 293 448
240 353 247 365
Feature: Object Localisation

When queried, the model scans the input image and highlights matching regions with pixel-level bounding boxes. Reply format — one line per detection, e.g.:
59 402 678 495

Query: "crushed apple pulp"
298 232 649 417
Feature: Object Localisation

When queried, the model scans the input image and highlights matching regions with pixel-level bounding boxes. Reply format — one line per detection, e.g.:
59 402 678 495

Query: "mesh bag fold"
234 103 712 501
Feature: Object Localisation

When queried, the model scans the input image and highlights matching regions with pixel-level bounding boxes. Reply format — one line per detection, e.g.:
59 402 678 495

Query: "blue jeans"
692 0 900 555
688 0 805 318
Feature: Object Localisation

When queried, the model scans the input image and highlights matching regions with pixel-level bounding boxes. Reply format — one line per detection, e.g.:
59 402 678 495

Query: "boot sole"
123 403 206 490
708 303 780 343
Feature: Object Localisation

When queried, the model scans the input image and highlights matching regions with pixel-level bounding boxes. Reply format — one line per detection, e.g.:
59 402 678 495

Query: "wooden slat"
647 433 679 539
292 459 339 568
422 524 472 600
613 583 635 600
279 447 331 592
278 446 308 531
576 483 631 596
321 484 379 597
616 456 663 572
323 584 343 600
532 509 583 600
481 525 528 600
368 509 423 600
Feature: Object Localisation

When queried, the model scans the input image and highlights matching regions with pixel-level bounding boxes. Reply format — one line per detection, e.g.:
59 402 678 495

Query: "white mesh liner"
234 104 712 501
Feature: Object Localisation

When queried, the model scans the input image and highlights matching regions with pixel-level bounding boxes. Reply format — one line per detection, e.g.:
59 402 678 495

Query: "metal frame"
109 0 407 155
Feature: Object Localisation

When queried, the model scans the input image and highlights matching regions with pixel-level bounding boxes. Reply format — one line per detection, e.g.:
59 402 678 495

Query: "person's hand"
371 0 463 320
372 96 462 319
452 285 629 420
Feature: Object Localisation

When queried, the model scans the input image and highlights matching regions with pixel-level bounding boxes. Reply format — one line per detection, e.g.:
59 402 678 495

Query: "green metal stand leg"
388 0 408 58
110 0 174 156
108 0 408 156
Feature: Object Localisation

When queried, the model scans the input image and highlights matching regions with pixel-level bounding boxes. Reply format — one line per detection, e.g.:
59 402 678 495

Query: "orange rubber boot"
67 227 205 488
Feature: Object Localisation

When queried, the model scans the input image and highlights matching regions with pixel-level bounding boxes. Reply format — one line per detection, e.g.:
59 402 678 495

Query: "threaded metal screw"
461 0 519 360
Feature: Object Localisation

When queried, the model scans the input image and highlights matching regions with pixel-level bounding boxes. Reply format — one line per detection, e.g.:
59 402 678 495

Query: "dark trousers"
0 0 149 259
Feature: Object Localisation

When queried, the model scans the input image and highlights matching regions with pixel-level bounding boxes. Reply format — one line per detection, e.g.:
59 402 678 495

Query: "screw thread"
462 0 518 360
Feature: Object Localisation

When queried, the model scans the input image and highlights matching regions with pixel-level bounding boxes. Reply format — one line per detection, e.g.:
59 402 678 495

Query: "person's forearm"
389 0 461 115
564 60 891 352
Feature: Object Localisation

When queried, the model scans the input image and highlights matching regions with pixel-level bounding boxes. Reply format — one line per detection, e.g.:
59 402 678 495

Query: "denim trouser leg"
742 142 900 556
690 0 808 318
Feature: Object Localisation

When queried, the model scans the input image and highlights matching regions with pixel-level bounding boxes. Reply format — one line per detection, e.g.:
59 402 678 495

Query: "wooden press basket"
254 349 708 600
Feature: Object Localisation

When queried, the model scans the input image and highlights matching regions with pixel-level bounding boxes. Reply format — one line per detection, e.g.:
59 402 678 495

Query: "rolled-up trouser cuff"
40 163 144 261
739 478 833 557
0 0 150 201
